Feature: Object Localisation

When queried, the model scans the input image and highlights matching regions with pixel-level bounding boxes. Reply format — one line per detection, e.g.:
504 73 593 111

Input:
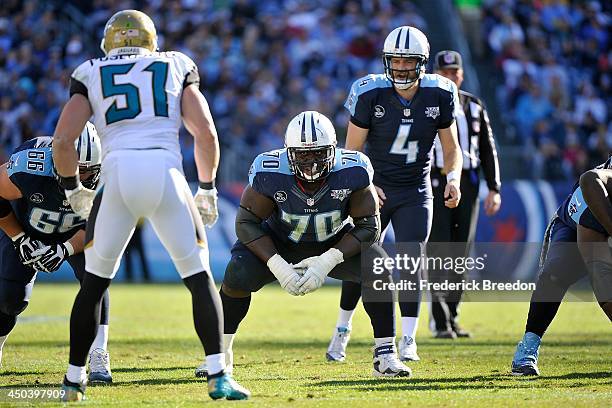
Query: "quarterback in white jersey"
51 9 250 402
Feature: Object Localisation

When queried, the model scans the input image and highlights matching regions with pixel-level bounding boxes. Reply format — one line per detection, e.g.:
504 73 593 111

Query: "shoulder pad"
7 144 54 178
248 148 292 185
71 59 95 85
345 74 392 116
333 149 374 182
420 73 455 93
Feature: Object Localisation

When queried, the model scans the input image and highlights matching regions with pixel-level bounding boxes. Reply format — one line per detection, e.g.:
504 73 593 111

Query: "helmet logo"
374 105 386 118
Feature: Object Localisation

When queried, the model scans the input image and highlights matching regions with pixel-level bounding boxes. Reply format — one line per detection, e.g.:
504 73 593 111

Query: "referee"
429 50 501 338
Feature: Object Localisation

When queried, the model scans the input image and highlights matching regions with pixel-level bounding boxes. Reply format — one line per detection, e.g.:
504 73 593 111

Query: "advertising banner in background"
39 181 575 283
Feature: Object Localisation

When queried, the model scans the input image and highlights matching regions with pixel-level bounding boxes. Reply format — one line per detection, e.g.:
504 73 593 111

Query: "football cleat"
434 329 457 339
372 343 412 377
88 348 112 384
453 326 472 338
195 361 208 378
207 373 251 400
511 332 541 376
326 326 351 362
398 335 420 361
60 376 86 402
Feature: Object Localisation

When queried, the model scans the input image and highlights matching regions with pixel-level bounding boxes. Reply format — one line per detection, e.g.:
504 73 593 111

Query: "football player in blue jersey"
327 26 463 362
511 157 612 376
198 111 411 378
0 123 113 383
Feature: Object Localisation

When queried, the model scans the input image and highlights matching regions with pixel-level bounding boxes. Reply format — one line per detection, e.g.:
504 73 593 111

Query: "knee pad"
0 280 30 316
223 255 266 294
538 256 586 289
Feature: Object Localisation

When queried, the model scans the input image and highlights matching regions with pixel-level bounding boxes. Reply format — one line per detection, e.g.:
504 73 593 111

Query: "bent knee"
221 283 251 298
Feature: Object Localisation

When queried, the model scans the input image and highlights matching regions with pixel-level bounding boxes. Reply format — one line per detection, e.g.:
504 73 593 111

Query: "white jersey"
71 49 198 158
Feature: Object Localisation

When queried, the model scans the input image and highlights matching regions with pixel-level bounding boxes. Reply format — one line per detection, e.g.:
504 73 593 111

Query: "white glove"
267 254 304 296
32 242 74 273
11 232 45 266
194 187 219 227
65 184 96 219
295 248 344 294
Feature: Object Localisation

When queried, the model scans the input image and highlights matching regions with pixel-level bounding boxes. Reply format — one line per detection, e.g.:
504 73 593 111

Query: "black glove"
33 243 70 273
11 232 45 267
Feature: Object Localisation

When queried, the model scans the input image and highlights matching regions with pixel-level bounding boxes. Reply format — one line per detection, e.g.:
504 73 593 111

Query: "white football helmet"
75 121 102 189
382 26 430 89
285 111 337 182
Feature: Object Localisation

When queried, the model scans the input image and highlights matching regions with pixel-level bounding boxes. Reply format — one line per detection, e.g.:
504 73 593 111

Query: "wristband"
446 170 459 183
64 241 75 256
58 175 79 190
199 180 215 190
11 232 24 242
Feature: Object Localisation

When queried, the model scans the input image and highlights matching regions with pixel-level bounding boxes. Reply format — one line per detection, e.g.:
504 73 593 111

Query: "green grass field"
1 283 610 407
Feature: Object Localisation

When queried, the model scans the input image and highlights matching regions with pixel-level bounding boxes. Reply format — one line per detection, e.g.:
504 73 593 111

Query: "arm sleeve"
477 101 501 192
437 81 458 129
344 79 372 129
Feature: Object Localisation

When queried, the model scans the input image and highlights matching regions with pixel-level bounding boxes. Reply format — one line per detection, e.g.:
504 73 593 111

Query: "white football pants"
84 149 210 279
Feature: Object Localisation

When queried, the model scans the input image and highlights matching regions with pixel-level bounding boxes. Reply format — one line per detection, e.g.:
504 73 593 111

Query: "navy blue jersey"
557 181 606 235
344 73 459 189
248 148 373 245
6 137 86 243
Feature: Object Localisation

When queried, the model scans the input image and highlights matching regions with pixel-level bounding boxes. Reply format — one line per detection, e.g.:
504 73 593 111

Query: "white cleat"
88 348 112 384
326 326 351 362
398 335 420 361
372 343 412 377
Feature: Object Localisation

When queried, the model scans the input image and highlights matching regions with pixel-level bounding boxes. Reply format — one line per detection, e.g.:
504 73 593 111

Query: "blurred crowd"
0 0 426 181
482 0 610 179
1 0 609 181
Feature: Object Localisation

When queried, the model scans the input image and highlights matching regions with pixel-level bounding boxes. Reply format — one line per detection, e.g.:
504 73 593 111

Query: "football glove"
194 187 219 227
11 232 46 267
65 184 96 219
267 254 304 296
33 242 74 273
295 248 344 294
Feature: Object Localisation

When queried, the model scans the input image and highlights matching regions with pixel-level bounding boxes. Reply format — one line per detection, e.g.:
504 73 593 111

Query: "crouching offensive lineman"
197 111 411 378
0 125 112 383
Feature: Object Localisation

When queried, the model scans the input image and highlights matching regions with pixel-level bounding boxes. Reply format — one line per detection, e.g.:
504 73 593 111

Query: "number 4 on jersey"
389 124 418 164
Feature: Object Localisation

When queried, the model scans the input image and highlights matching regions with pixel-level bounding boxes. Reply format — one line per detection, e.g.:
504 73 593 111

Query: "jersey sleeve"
568 187 607 235
437 78 458 129
70 60 93 98
353 152 374 190
7 146 54 191
334 150 374 191
344 77 374 129
173 52 200 89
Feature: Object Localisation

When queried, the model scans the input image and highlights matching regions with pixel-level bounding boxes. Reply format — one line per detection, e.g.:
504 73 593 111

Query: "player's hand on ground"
295 248 344 295
194 187 219 227
65 184 96 219
33 243 70 273
444 179 461 208
484 191 501 216
11 232 46 266
267 254 304 296
374 185 386 208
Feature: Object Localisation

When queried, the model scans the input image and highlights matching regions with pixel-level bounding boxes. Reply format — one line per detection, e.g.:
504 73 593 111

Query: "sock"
374 337 395 346
183 272 223 356
362 300 394 339
336 308 356 329
340 280 362 310
220 289 251 334
401 316 419 339
69 273 110 367
525 302 561 338
223 333 235 353
66 364 87 384
205 352 226 377
89 324 109 353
